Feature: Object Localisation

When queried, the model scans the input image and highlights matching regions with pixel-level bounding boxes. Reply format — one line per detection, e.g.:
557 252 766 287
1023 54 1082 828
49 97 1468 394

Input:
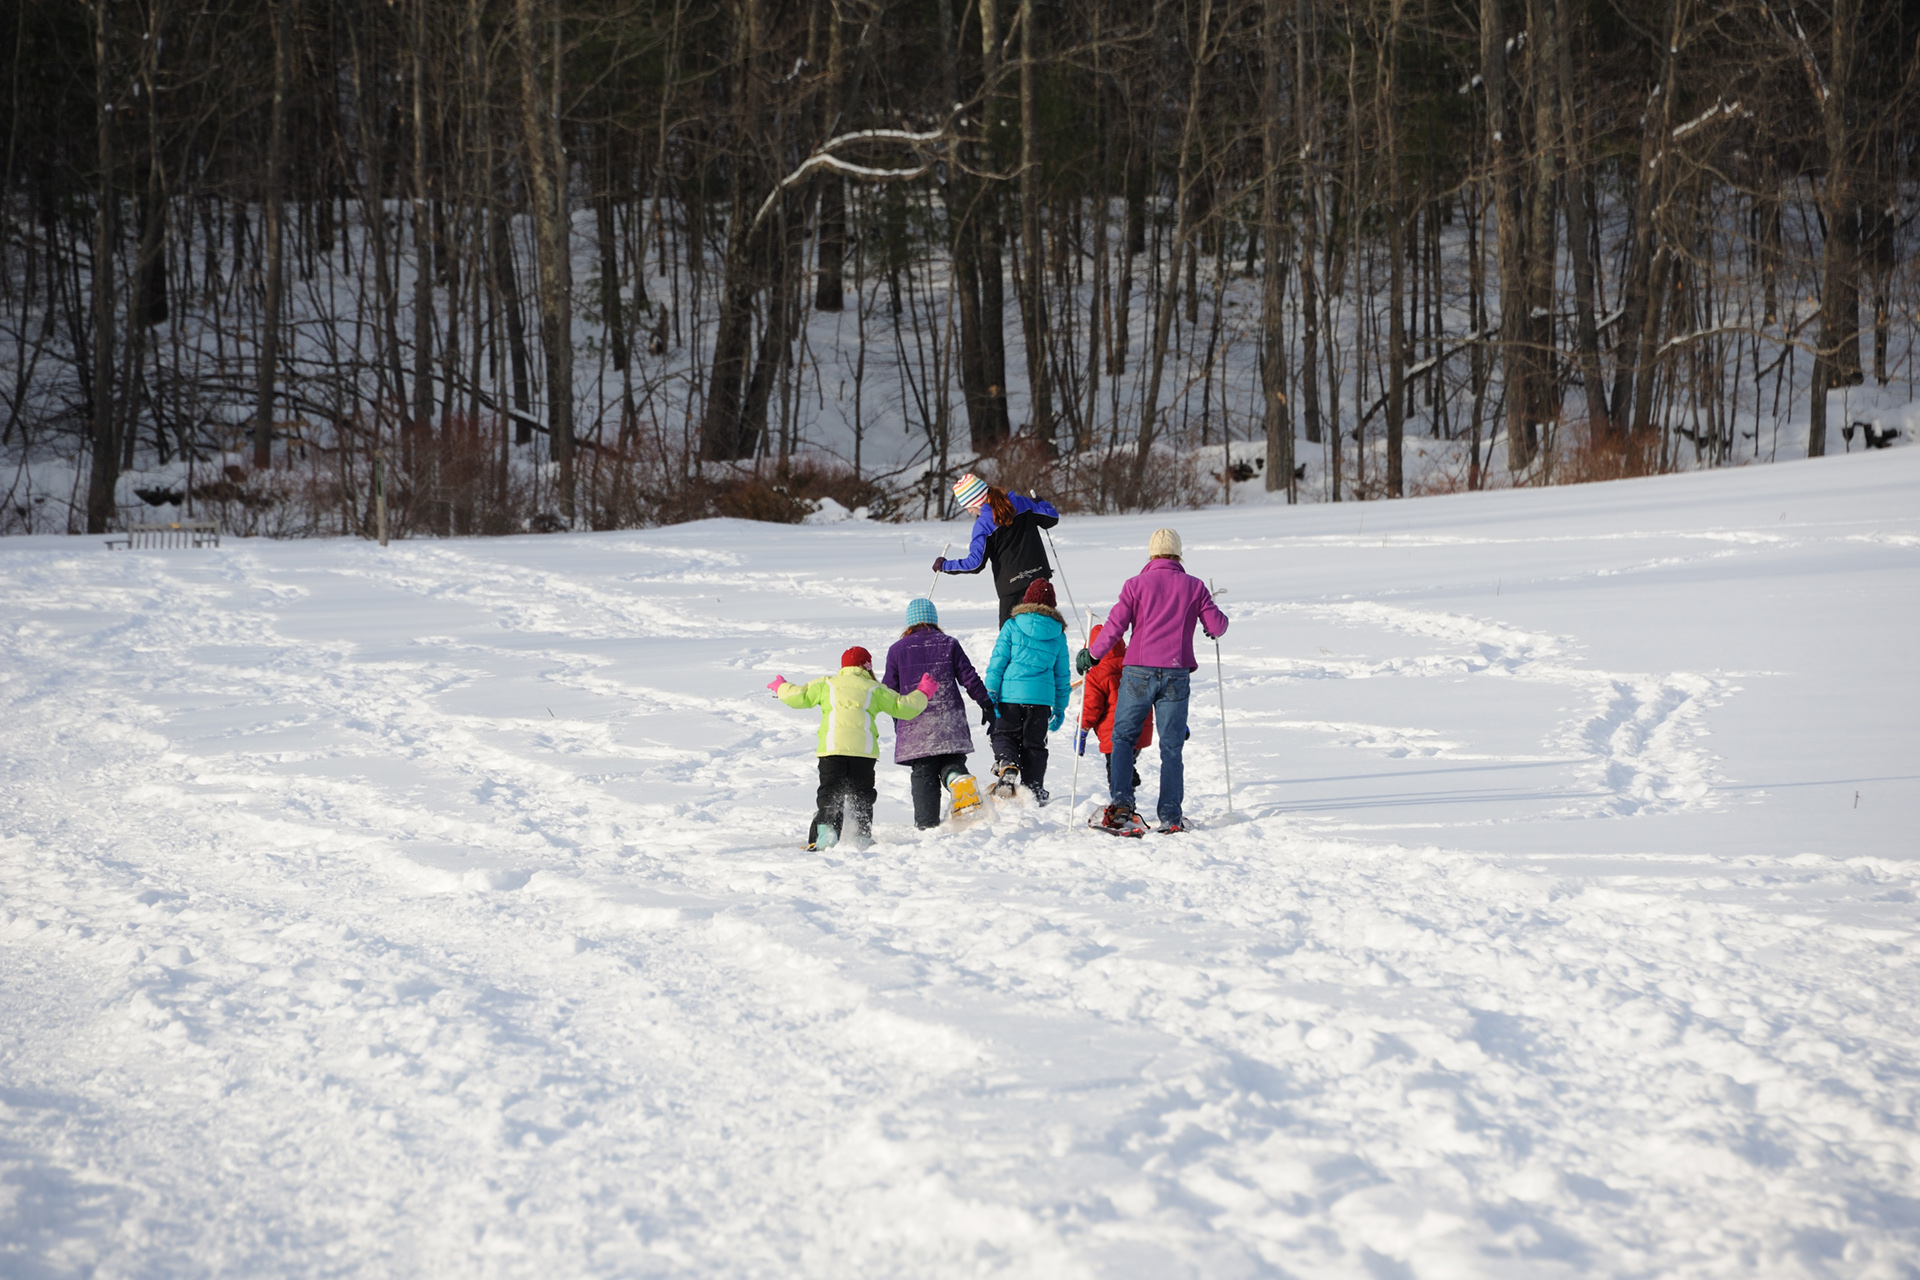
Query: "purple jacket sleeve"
951 641 992 709
1198 585 1229 640
882 646 904 693
1017 494 1060 527
1089 584 1134 661
940 508 997 574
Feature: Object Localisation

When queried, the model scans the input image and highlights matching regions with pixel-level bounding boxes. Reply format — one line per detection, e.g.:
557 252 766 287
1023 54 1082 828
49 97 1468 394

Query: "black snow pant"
810 755 876 845
1104 752 1142 792
906 752 969 829
990 703 1051 794
995 571 1052 626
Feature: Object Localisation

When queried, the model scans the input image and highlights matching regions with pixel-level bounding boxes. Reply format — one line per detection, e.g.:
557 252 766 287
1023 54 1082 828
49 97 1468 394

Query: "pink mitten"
916 672 939 698
766 675 786 693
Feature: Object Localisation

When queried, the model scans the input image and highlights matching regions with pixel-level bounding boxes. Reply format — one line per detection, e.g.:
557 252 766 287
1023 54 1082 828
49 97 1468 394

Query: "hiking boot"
1093 803 1146 836
1028 784 1050 807
1156 818 1190 834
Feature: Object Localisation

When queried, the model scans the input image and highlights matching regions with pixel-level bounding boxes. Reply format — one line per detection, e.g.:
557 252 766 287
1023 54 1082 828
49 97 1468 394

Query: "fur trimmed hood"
1009 602 1066 627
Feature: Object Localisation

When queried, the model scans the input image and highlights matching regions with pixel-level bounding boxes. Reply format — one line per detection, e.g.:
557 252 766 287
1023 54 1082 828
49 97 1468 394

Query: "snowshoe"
1155 818 1191 834
1089 803 1147 838
989 761 1021 800
947 773 985 822
808 822 839 851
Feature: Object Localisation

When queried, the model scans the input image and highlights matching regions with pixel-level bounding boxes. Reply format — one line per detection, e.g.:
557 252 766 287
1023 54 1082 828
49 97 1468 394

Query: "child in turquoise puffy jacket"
983 579 1072 804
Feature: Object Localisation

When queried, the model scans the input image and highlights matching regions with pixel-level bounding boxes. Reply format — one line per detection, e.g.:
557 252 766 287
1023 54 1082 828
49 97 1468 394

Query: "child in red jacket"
1076 623 1151 792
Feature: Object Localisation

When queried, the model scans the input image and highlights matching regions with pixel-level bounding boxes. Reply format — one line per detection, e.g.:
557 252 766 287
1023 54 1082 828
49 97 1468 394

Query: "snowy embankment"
2 452 1917 1277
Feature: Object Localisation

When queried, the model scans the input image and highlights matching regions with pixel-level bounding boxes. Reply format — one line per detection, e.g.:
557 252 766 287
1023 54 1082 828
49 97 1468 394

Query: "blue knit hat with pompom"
905 598 939 628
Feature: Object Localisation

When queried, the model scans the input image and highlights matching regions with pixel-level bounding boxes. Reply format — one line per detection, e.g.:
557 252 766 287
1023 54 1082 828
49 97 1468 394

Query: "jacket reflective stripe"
824 681 878 756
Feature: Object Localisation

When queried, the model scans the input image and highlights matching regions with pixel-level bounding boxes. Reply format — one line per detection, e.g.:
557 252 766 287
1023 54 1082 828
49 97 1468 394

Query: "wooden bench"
105 520 222 550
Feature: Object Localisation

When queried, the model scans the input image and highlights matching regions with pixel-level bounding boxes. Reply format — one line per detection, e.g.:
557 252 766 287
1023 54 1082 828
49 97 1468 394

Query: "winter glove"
1048 708 1065 734
766 675 787 693
1074 728 1089 756
930 555 947 573
915 672 939 698
1074 647 1095 676
979 703 997 727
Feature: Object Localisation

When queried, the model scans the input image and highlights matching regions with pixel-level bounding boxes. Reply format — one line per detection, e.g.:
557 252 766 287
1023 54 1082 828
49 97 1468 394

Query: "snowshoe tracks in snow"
1245 599 1733 818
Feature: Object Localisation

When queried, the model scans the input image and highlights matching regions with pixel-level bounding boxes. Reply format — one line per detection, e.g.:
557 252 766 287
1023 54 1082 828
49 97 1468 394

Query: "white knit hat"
1148 528 1182 558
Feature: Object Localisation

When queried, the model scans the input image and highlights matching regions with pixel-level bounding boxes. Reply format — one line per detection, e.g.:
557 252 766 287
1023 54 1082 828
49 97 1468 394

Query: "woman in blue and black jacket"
931 472 1061 625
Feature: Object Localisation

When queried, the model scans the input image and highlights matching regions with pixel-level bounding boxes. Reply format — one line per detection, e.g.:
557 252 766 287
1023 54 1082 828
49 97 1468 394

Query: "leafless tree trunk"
1809 0 1859 458
1017 0 1052 442
489 192 533 430
1260 0 1294 499
85 0 118 534
1383 0 1406 497
702 0 764 461
515 0 573 514
1482 0 1533 472
254 0 292 469
1295 0 1322 450
973 0 1011 447
411 0 435 434
814 0 846 313
1523 0 1560 463
593 126 628 372
1611 3 1681 438
1552 0 1607 441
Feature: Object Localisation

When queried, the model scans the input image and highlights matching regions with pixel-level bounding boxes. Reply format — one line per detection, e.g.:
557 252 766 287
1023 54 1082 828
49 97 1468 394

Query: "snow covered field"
3 451 1917 1278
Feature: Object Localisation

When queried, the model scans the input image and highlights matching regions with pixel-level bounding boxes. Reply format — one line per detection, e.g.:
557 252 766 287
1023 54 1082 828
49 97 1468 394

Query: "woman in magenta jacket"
1080 528 1228 834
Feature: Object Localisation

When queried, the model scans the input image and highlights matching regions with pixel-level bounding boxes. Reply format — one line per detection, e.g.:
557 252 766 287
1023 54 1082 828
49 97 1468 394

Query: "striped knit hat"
904 598 939 628
952 473 990 509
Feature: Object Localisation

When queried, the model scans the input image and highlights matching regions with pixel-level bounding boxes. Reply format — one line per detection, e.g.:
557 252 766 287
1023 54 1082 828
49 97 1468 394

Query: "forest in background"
1 0 1916 537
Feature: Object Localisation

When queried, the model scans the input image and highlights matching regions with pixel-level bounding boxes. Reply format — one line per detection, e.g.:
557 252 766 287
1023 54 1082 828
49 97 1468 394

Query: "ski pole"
928 541 950 597
1214 635 1233 816
1030 489 1088 646
1210 580 1232 816
1069 682 1082 816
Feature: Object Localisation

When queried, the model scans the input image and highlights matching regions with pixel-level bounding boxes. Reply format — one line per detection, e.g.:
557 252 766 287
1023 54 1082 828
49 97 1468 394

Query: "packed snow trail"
2 451 1917 1278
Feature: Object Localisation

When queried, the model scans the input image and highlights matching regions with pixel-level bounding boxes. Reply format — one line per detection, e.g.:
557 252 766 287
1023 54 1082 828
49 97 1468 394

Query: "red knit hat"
1021 579 1056 608
840 646 873 671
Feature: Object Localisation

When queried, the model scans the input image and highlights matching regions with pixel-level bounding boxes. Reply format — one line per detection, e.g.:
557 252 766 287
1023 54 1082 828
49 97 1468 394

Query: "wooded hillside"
3 0 1916 535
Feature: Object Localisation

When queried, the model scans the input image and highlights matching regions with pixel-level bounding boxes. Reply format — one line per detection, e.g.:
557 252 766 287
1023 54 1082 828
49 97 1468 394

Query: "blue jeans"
1108 666 1190 823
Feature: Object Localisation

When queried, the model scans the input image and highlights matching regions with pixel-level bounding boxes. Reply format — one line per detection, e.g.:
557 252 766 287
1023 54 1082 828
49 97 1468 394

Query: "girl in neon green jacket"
768 646 935 847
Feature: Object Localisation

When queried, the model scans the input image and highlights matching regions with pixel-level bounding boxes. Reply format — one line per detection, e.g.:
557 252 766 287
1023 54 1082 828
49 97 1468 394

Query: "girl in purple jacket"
883 599 997 828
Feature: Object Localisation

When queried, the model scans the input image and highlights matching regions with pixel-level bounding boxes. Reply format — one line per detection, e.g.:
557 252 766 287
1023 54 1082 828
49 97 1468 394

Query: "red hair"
985 486 1017 526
